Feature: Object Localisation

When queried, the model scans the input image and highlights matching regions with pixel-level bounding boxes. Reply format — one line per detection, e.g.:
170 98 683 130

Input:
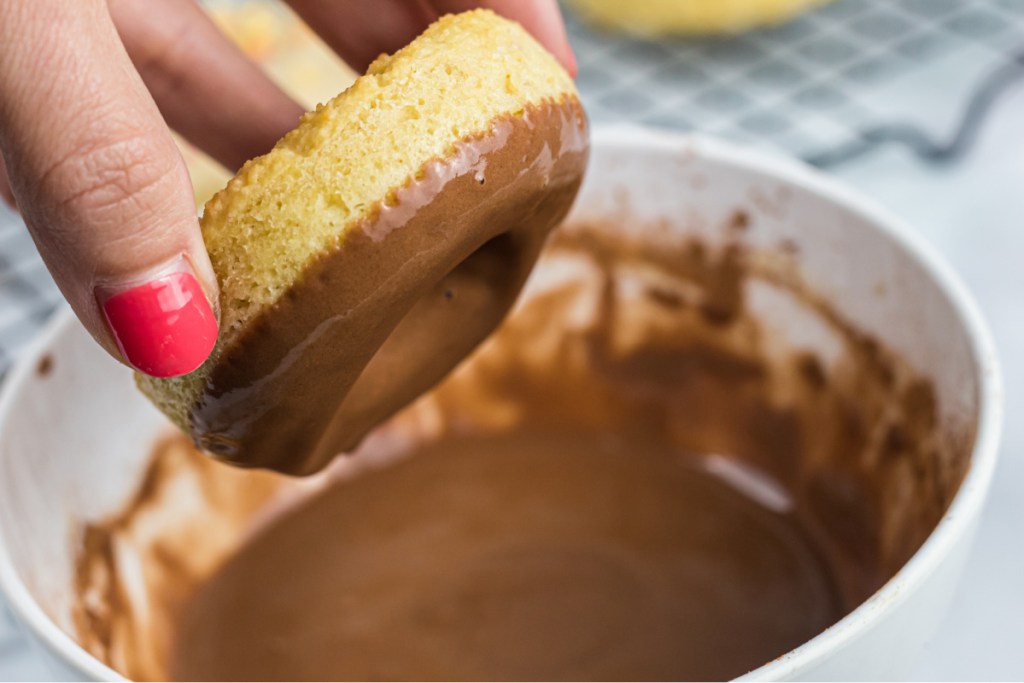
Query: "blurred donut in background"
562 0 835 35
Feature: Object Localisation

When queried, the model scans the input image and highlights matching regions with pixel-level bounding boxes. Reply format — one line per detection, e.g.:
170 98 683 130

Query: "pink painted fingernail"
99 262 217 378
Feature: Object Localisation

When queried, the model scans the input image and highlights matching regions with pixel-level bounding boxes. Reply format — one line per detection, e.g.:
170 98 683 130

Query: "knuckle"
40 128 179 221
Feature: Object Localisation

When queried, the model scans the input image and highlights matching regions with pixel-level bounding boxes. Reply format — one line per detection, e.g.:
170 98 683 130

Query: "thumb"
0 0 218 378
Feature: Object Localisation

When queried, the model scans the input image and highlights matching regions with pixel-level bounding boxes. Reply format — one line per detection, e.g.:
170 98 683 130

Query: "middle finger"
284 0 437 72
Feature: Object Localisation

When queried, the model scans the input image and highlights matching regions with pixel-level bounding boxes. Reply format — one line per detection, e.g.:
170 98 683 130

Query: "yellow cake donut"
565 0 833 35
137 10 589 475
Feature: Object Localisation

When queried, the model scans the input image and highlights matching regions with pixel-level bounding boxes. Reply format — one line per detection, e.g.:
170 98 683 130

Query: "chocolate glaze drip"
192 99 589 475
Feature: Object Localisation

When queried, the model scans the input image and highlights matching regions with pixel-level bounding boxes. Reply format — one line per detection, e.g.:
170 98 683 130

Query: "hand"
0 0 575 378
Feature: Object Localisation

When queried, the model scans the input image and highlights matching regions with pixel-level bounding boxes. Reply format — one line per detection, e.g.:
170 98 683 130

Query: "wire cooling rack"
571 0 1024 162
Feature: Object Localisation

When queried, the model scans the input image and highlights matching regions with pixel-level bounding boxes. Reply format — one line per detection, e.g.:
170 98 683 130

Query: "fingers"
285 0 436 73
109 0 305 171
428 0 576 75
286 0 576 76
0 0 218 377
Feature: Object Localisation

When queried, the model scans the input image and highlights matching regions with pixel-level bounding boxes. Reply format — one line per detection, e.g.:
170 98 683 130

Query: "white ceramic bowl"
0 129 1002 681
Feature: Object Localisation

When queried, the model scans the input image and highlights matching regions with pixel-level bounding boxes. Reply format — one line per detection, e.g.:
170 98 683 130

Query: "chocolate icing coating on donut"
190 99 588 474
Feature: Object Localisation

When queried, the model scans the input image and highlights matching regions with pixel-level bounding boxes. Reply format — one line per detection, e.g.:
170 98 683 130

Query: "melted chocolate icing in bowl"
73 219 974 681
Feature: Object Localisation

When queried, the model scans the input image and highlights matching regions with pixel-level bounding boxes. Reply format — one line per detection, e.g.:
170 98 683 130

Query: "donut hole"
446 233 522 299
314 232 531 465
348 233 524 396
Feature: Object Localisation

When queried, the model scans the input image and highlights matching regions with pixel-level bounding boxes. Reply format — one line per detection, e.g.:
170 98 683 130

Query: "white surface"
839 80 1024 682
0 130 1006 681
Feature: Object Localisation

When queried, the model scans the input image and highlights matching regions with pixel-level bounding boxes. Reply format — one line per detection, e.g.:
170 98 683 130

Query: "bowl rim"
0 307 125 681
0 126 1003 681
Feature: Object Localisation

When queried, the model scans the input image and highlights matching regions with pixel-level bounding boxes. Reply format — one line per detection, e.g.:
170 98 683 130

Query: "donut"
137 10 589 475
564 0 833 35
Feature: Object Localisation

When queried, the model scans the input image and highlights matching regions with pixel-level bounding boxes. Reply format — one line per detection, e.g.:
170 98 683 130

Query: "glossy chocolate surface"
192 99 589 475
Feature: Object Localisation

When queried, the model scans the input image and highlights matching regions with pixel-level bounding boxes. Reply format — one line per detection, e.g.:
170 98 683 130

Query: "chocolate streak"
192 98 589 475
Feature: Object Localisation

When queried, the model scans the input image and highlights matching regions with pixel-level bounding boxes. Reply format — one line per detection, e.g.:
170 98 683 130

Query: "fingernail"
98 261 217 378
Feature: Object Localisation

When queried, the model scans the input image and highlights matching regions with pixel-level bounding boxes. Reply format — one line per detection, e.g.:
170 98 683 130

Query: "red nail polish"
101 271 217 378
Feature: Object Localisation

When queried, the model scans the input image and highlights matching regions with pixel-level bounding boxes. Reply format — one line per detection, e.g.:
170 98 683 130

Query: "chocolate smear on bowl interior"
75 221 973 681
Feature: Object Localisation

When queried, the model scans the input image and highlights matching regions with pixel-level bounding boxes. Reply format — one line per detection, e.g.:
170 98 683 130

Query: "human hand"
0 0 574 378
